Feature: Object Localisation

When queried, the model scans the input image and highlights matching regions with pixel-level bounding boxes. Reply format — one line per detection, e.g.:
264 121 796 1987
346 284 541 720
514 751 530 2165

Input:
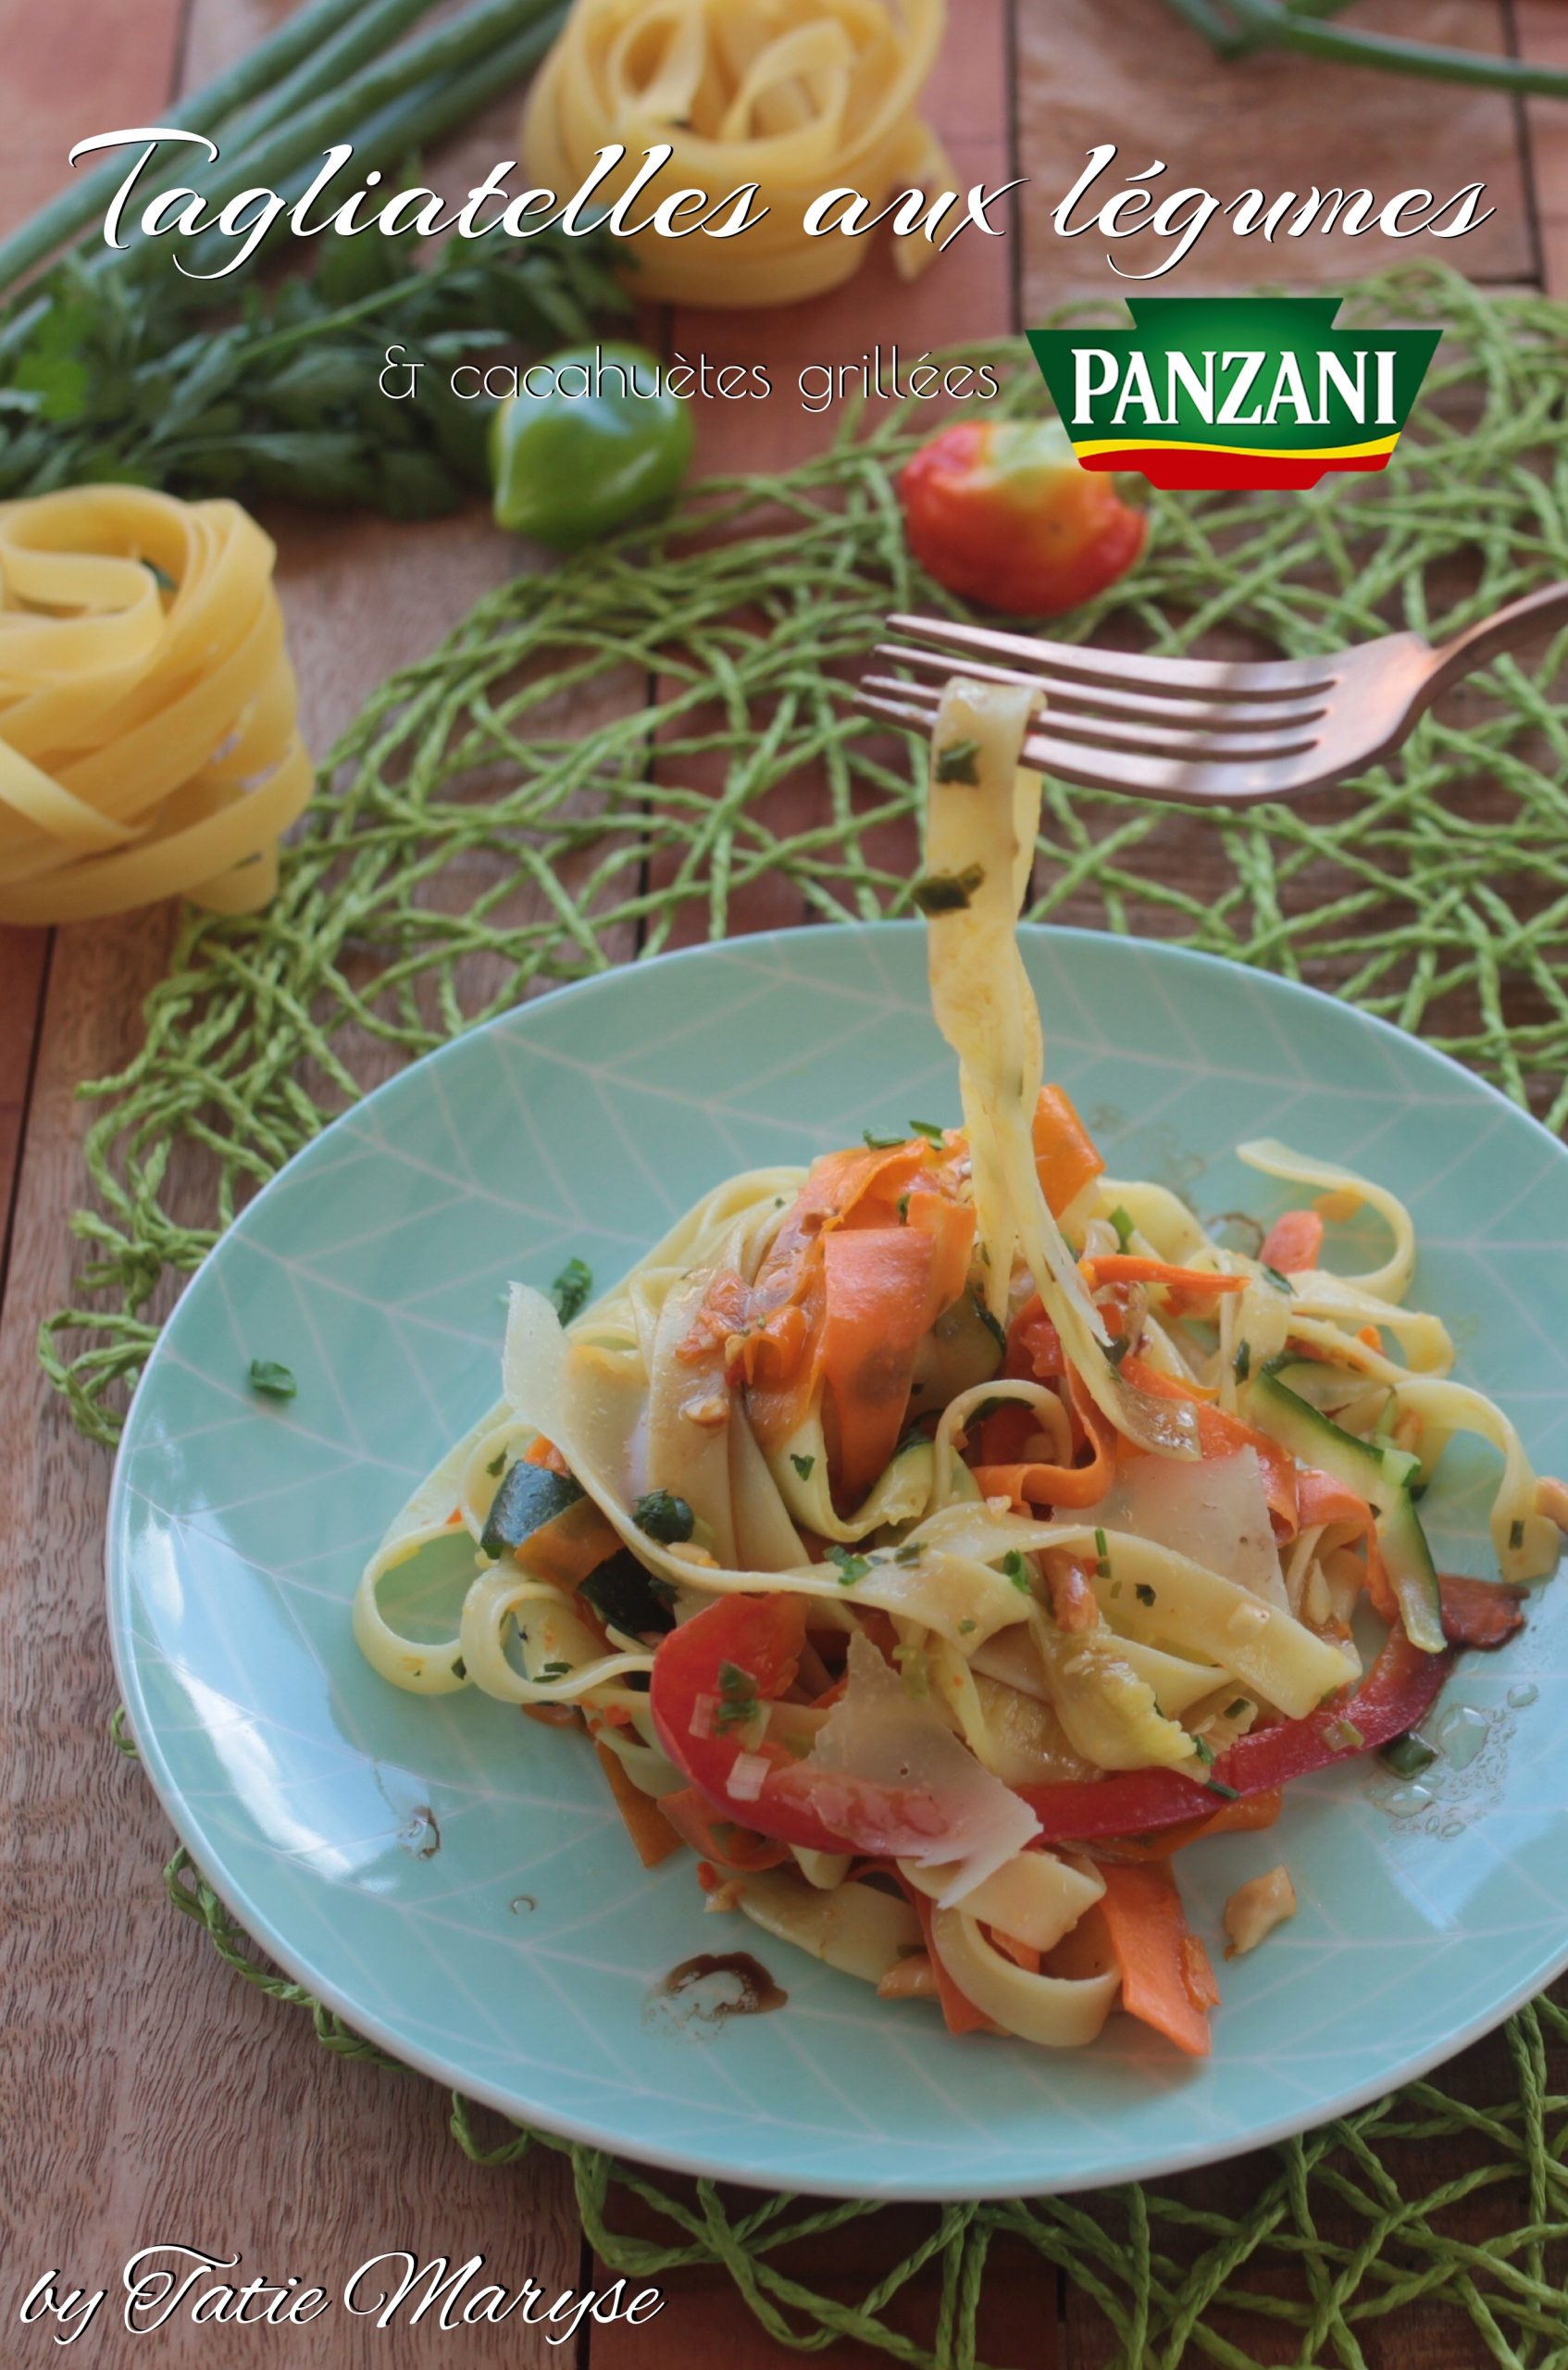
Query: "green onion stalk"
1167 0 1568 95
0 0 567 343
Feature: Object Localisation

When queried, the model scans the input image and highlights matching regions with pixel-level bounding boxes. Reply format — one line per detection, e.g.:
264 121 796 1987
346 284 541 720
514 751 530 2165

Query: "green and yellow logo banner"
1028 296 1441 492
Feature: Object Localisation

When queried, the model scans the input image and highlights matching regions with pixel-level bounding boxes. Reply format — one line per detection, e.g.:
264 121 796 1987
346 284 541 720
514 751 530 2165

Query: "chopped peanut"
1224 1865 1298 1959
877 1953 939 2001
1537 1477 1568 1534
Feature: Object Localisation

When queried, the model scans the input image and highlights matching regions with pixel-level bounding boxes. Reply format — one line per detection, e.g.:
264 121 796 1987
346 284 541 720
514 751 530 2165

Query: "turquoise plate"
108 926 1568 2200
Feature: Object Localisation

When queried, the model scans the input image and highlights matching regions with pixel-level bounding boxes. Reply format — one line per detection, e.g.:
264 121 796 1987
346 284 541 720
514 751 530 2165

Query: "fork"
854 584 1568 806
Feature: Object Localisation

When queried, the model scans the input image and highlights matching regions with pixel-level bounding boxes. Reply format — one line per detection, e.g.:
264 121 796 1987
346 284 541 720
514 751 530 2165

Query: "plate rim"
106 921 1568 2202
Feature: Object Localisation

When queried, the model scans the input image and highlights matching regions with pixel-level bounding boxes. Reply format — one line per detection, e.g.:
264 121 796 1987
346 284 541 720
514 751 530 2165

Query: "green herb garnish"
1204 1779 1241 1802
864 1129 905 1149
913 864 985 915
1509 1517 1525 1551
537 1661 572 1682
828 1546 870 1586
973 1296 1008 1355
714 1661 761 1731
908 1118 946 1144
1110 1205 1135 1252
550 1257 593 1323
936 736 982 784
485 1451 507 1478
1233 1341 1251 1383
1225 1699 1250 1721
958 1616 977 1634
633 1490 695 1544
1002 1550 1034 1594
790 1453 815 1480
248 1359 296 1401
1104 1335 1132 1368
896 1194 911 1222
1191 1736 1215 1765
1135 1582 1157 1607
893 1542 924 1565
1094 1528 1111 1579
1261 1264 1295 1296
0 130 618 521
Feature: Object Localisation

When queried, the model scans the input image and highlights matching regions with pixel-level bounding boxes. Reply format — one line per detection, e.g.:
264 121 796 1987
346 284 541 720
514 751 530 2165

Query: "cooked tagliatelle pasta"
358 680 1565 2058
0 487 309 924
522 0 956 306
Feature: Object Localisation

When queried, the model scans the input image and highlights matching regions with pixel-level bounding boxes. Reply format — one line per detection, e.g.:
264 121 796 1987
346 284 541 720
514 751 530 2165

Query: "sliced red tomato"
648 1592 957 1860
898 418 1146 617
1006 1293 1064 1380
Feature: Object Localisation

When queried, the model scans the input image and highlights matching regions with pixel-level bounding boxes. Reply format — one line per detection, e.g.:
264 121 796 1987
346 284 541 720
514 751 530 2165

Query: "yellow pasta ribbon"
0 487 311 925
522 0 956 306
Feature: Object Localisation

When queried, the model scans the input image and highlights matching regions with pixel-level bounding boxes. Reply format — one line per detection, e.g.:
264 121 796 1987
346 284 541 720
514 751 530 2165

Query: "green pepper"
489 343 693 551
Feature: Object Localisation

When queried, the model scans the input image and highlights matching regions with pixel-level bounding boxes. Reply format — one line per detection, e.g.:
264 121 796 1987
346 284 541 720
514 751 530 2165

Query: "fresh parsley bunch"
0 0 627 518
0 226 625 520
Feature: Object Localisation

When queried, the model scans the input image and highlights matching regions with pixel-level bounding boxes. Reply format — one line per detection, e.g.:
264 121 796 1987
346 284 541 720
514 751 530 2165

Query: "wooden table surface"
4 6 1565 2365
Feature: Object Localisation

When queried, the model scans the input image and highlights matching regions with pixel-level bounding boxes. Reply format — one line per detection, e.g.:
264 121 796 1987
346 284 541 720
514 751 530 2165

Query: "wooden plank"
0 0 186 228
1061 2009 1568 2369
0 929 48 1293
0 0 189 1321
1515 1 1568 296
0 9 594 2364
0 904 581 2370
592 2191 1056 2370
3 5 1557 2366
1016 0 1535 302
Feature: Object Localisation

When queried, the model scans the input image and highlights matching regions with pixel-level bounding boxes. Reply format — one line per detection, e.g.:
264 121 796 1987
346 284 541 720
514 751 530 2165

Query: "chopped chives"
935 736 981 783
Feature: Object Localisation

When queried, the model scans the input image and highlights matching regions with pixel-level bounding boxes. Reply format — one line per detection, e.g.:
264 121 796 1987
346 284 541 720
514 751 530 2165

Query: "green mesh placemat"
64 264 1568 2365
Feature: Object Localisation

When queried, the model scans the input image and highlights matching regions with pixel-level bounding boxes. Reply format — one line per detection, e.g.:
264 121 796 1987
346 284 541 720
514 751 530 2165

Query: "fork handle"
1426 580 1568 694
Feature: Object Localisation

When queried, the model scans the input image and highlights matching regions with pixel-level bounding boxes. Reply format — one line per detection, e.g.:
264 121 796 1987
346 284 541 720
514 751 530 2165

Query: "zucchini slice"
578 1549 677 1642
1251 1365 1444 1653
480 1462 585 1561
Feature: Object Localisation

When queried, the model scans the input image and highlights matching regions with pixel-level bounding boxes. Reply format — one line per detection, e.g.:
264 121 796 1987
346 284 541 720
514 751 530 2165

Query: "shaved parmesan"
1081 1448 1287 1609
812 1633 1040 1906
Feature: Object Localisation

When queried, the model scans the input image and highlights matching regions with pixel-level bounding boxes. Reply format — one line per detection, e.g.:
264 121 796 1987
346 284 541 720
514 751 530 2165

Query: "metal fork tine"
886 611 1339 700
859 674 1321 762
873 642 1331 732
854 690 1304 805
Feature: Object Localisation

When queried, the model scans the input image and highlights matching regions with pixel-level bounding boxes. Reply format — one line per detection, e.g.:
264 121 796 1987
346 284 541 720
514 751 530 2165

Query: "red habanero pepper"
897 418 1146 616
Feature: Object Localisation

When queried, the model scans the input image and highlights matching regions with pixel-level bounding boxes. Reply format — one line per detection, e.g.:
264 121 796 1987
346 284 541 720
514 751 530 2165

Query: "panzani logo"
1028 296 1441 492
